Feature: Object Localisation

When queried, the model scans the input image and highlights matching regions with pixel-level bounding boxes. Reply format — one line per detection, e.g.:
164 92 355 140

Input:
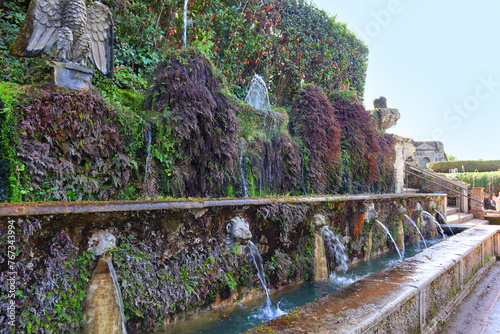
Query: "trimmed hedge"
429 160 500 173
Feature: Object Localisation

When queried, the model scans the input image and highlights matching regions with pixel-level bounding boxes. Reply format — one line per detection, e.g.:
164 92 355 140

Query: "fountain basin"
0 193 448 333
245 226 500 334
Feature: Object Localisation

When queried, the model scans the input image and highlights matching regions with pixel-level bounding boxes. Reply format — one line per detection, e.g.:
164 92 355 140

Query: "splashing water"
404 214 427 247
183 0 188 49
106 257 127 334
245 241 285 319
422 211 446 239
245 74 271 111
435 211 454 235
375 220 403 261
322 226 348 274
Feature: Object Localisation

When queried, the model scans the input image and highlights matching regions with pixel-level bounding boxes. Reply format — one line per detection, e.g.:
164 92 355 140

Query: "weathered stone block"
52 61 94 90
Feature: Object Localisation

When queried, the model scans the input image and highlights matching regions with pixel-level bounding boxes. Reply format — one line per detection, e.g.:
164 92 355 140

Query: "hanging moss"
290 84 341 194
143 48 240 198
0 148 9 202
330 90 393 193
0 221 94 334
1 85 138 201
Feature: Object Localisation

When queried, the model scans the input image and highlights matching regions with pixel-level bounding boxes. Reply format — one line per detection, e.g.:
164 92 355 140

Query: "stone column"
470 188 485 219
460 188 469 213
393 136 415 194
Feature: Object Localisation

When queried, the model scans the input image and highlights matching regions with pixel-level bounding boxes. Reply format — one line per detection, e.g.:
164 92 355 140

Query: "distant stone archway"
420 157 431 169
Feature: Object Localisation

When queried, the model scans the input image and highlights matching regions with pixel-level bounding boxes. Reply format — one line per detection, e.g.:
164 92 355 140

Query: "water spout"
404 214 427 247
245 74 271 111
322 226 348 274
436 211 454 235
182 0 188 49
375 220 403 261
106 257 127 334
422 211 446 239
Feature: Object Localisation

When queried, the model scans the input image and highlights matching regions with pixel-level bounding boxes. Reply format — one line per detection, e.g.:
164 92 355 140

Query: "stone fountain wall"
247 226 500 334
0 193 445 333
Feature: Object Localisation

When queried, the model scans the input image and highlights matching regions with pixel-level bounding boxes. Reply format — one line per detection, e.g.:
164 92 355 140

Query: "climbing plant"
0 221 94 334
143 48 240 198
1 86 139 202
290 84 341 194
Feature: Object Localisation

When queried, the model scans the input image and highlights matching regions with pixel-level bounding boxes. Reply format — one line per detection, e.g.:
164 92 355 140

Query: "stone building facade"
411 141 447 169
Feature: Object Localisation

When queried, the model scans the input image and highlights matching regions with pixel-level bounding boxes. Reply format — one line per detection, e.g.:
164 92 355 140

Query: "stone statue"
10 0 114 89
364 201 379 222
224 217 252 251
373 96 387 109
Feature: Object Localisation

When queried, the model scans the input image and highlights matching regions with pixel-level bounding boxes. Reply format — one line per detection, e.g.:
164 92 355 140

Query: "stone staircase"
446 206 474 224
445 206 487 226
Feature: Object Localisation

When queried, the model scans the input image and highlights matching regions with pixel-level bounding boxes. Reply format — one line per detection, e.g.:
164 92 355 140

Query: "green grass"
440 171 500 192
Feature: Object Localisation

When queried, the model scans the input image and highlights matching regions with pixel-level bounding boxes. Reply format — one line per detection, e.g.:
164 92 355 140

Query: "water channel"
158 237 441 334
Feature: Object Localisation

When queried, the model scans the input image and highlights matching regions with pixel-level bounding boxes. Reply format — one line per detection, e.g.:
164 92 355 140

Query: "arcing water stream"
404 214 428 247
422 211 447 239
436 210 454 235
375 220 403 261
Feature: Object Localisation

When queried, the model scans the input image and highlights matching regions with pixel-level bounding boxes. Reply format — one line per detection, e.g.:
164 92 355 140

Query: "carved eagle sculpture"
10 0 114 78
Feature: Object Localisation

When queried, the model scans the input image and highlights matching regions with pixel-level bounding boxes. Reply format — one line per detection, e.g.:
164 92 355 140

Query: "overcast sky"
313 0 500 160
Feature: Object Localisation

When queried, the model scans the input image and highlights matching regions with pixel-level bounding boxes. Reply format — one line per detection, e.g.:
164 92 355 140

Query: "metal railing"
405 163 471 194
404 163 484 224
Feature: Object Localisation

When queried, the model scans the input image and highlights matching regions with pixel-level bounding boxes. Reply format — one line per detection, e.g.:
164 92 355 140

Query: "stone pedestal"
371 108 400 132
52 61 94 90
470 187 485 219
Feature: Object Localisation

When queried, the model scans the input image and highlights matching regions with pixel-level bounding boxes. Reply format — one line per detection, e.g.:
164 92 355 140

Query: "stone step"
403 188 419 194
446 213 475 225
446 206 459 215
447 218 490 229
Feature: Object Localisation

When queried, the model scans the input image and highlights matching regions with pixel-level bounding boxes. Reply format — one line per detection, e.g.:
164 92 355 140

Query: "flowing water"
245 74 271 111
239 151 249 197
435 211 454 235
106 258 127 334
404 214 427 247
183 0 188 49
422 211 446 239
245 241 272 311
144 125 152 196
299 160 308 195
322 226 348 273
157 238 440 334
375 220 403 261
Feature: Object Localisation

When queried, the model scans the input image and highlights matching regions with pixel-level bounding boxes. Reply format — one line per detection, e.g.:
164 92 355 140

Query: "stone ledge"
0 193 446 217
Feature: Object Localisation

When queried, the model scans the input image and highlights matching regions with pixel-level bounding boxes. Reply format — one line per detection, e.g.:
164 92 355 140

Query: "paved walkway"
440 260 500 334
